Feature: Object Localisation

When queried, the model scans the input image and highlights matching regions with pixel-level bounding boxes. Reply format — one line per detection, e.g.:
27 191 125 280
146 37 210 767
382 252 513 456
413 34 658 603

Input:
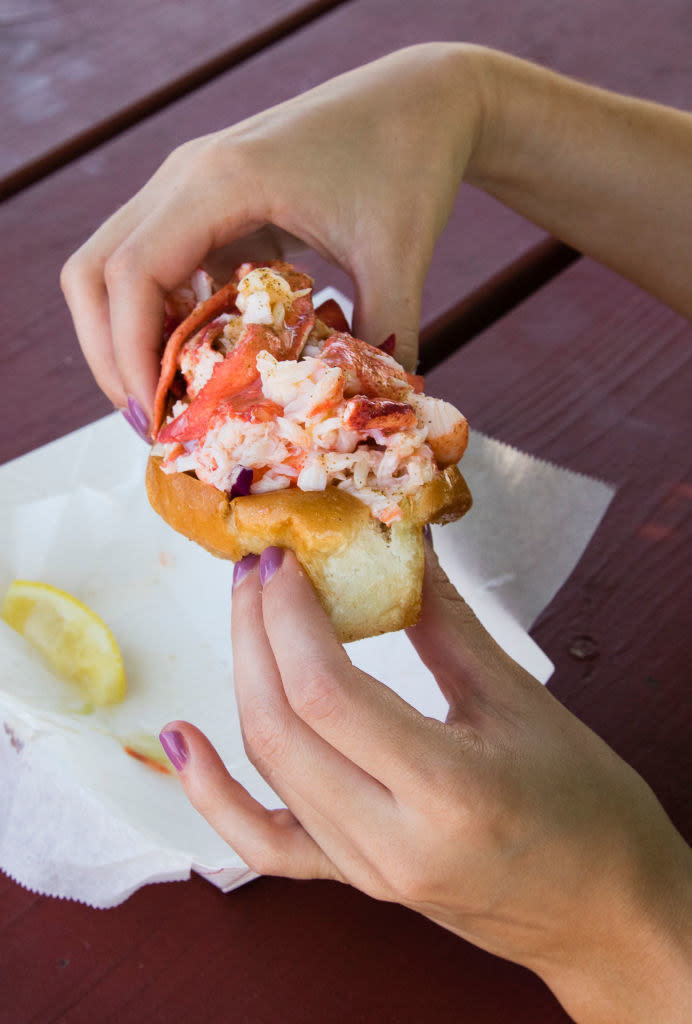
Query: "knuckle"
201 132 262 187
245 811 297 876
198 134 229 171
181 134 228 180
103 244 136 291
60 249 89 299
166 138 196 166
288 663 341 725
157 136 205 179
156 135 232 198
241 698 288 766
385 852 435 904
59 254 78 296
243 842 281 878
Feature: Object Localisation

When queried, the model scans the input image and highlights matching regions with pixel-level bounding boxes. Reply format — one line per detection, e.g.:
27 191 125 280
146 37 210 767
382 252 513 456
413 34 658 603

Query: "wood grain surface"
1 871 571 1023
0 0 350 198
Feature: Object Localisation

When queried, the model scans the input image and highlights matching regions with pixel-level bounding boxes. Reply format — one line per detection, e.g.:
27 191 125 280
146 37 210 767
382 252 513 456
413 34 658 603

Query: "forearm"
534 802 692 1024
458 46 692 316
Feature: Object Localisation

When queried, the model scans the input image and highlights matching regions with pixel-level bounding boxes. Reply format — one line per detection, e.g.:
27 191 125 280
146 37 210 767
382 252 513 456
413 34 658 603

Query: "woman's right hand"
60 42 485 420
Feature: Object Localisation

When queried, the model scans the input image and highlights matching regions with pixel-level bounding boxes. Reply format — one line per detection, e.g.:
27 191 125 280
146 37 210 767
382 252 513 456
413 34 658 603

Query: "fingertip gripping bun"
146 456 471 642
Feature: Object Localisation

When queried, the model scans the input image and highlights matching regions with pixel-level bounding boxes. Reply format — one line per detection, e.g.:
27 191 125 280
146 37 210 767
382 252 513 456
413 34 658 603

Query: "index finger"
61 192 154 409
103 198 224 420
63 140 266 419
259 548 454 796
100 189 310 417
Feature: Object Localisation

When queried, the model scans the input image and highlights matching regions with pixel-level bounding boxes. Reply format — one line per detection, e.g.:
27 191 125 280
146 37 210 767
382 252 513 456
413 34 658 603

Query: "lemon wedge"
1 580 126 706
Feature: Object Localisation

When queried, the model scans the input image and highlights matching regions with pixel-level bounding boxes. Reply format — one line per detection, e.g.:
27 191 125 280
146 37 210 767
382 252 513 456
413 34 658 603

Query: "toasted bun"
146 456 471 642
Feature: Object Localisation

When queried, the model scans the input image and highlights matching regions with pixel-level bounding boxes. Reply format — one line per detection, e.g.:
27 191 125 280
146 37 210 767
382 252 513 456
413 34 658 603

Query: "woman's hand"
160 545 691 1024
60 40 692 427
60 43 484 419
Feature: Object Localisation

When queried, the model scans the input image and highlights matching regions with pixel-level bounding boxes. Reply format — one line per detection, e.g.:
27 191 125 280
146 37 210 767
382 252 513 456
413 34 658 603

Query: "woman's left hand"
160 546 691 1024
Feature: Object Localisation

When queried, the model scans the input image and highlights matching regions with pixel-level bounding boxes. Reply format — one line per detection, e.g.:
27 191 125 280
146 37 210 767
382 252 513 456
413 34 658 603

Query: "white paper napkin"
0 315 615 909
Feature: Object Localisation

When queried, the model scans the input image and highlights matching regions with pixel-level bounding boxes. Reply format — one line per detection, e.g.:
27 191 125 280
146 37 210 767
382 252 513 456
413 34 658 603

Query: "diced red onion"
229 466 253 498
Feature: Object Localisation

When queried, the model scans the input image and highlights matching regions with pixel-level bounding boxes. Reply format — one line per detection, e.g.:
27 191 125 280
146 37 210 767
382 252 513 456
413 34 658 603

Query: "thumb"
350 251 425 371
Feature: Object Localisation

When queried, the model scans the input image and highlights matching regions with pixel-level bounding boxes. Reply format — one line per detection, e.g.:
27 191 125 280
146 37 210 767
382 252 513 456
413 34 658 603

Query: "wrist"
460 47 555 193
388 43 491 214
425 43 494 194
536 823 692 1024
433 45 548 197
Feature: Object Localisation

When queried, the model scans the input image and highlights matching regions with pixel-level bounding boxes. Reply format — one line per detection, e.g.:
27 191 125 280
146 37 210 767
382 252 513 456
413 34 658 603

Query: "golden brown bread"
146 455 471 642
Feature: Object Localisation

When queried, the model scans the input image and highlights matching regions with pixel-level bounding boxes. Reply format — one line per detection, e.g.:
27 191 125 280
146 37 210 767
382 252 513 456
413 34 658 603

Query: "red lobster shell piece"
342 396 417 434
157 266 315 444
320 332 423 401
158 326 291 442
153 278 239 438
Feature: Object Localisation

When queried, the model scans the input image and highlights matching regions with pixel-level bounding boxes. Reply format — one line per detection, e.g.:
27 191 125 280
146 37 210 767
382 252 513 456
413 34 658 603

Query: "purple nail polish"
233 553 259 589
259 546 284 586
159 729 188 771
122 396 150 441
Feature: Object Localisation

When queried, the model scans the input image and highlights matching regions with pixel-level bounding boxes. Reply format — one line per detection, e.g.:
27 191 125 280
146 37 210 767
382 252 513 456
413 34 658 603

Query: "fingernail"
159 729 188 771
259 546 284 586
233 553 259 589
122 395 150 441
423 523 434 548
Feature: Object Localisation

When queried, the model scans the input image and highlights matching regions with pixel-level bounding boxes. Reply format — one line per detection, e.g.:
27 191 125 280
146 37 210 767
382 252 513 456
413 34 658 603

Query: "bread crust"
146 456 471 642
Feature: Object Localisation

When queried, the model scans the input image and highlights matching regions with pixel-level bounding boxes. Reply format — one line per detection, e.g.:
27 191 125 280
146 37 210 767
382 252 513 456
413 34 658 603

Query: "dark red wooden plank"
3 0 691 465
0 0 350 199
0 876 569 1024
425 260 692 838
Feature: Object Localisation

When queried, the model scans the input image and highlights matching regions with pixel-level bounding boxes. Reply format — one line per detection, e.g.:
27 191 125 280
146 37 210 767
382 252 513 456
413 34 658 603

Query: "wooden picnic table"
1 2 690 1021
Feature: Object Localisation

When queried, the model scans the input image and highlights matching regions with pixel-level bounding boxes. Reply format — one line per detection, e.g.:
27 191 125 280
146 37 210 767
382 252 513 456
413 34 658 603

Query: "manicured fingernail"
122 395 150 441
159 729 188 771
233 553 259 589
259 546 284 586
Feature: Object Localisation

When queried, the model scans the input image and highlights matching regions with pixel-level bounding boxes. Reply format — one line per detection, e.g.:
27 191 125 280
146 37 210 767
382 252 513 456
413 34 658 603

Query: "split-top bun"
147 262 472 642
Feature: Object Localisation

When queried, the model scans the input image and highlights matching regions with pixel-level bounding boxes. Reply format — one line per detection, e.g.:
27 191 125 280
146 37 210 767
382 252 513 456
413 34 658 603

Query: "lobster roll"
147 261 472 642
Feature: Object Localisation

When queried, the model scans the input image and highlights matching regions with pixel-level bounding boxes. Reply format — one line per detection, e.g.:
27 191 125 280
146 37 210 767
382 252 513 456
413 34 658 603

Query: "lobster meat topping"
152 262 468 524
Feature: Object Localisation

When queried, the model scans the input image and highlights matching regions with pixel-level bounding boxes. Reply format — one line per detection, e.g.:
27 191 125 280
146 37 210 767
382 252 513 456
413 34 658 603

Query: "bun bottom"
146 456 471 642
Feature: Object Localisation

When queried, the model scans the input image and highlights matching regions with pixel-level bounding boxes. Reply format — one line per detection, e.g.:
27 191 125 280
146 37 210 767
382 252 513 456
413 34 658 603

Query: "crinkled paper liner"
0 312 614 908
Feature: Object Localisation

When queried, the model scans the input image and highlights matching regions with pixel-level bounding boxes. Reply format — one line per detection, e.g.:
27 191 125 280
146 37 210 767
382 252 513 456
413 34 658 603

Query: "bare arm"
463 47 692 316
62 43 691 425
